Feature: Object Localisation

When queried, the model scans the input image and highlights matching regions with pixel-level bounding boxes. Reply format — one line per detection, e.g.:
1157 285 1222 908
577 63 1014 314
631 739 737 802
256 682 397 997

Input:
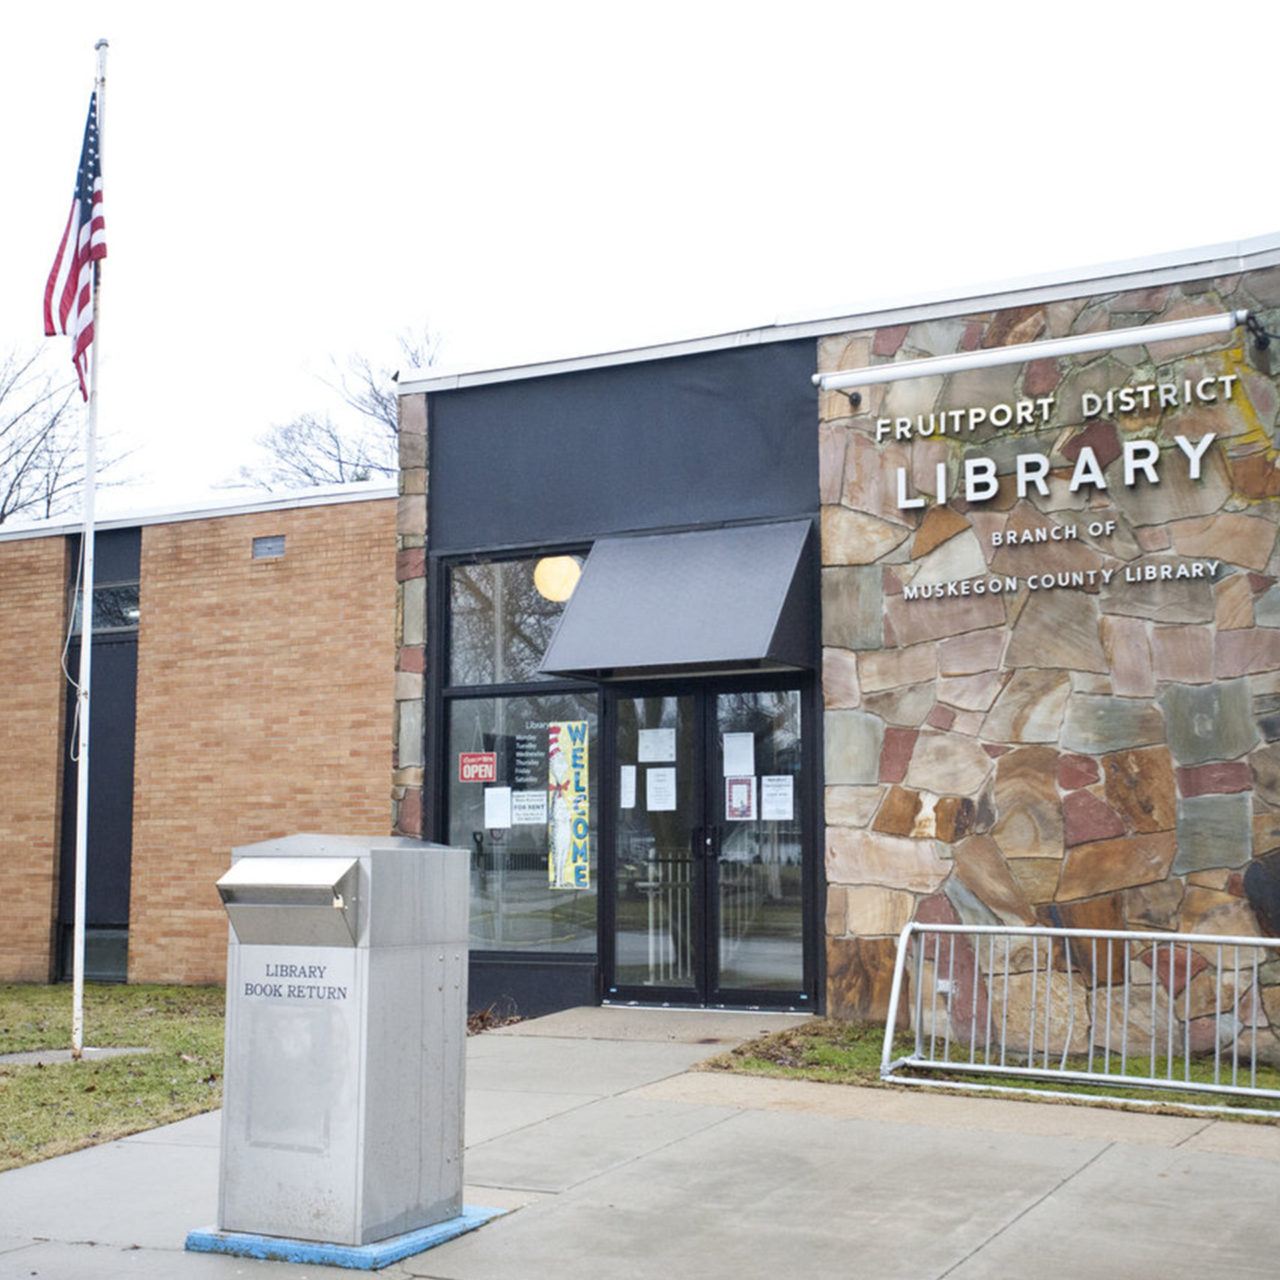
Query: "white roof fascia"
776 232 1280 331
396 323 783 395
397 234 1280 397
0 482 398 544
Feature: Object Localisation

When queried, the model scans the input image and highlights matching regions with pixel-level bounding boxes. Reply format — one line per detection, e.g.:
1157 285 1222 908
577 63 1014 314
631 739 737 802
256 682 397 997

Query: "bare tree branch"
0 349 87 526
238 325 438 490
236 412 394 487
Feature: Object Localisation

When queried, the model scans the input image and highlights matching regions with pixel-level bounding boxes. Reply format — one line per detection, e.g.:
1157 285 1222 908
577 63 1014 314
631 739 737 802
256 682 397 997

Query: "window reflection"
448 559 572 686
716 689 804 990
449 693 597 952
443 551 597 956
72 584 140 634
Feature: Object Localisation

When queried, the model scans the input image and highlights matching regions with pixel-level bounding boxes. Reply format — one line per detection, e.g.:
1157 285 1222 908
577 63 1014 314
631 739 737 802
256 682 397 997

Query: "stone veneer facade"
392 388 428 839
818 266 1280 1052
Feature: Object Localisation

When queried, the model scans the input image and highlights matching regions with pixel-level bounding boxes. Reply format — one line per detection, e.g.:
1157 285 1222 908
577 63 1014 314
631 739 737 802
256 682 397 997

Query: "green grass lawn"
0 983 225 1172
699 1017 890 1084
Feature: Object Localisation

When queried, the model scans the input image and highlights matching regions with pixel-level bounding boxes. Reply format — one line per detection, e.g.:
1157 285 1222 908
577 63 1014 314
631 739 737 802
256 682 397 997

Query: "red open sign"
458 752 497 783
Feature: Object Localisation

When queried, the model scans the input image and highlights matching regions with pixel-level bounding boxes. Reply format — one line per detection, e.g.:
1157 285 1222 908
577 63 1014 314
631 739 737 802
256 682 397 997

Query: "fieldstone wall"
819 268 1280 1047
393 390 428 837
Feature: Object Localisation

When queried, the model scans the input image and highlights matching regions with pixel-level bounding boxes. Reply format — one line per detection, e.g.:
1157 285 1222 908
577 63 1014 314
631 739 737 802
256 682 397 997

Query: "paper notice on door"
619 764 637 810
511 790 548 825
484 786 512 828
725 776 756 821
638 728 676 763
722 732 755 778
760 775 794 821
646 766 677 811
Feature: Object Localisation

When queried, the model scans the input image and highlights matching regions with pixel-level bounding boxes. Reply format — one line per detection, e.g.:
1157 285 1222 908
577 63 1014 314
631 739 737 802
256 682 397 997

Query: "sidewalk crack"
932 1142 1113 1279
1172 1118 1215 1148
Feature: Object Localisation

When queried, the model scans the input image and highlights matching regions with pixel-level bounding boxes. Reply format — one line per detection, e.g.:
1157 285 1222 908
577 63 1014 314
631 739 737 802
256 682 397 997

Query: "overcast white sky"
4 1 1277 512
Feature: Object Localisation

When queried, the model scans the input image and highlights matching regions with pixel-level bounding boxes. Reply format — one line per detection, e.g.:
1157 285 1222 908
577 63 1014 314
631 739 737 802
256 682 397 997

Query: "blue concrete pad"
185 1205 505 1270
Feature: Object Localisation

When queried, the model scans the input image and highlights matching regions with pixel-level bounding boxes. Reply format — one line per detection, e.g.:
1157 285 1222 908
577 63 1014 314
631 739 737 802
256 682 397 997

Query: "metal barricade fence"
880 923 1280 1115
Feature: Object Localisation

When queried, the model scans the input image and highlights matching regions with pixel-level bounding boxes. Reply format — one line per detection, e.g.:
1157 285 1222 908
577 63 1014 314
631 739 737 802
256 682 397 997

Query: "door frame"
599 672 821 1011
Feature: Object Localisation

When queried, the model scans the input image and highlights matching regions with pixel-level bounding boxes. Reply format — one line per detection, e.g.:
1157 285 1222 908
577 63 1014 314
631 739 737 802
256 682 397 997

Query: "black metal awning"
539 519 814 680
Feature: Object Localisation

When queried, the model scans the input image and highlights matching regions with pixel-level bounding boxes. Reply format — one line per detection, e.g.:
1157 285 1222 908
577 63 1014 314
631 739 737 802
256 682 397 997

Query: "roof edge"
0 482 398 544
397 233 1280 396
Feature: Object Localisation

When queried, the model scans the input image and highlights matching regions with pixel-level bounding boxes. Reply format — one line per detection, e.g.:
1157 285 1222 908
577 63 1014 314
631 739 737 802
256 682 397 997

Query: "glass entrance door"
713 688 806 997
611 694 700 997
607 683 810 1007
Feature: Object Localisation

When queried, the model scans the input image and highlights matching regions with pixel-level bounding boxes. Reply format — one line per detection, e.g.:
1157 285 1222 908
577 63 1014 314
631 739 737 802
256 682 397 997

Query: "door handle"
691 826 717 861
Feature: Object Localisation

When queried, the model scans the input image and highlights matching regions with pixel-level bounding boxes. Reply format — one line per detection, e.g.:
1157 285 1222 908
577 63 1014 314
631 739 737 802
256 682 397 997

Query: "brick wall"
0 536 70 981
129 498 396 984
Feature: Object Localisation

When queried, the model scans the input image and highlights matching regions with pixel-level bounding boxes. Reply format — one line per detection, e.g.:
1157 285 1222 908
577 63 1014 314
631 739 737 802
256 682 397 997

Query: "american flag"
44 92 106 401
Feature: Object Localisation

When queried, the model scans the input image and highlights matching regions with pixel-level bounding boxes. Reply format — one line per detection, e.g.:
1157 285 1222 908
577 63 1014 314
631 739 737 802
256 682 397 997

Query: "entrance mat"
185 1206 505 1270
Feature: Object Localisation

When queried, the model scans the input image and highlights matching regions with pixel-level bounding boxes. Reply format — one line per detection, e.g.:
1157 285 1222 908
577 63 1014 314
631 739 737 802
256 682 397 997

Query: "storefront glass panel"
448 559 574 686
448 691 598 952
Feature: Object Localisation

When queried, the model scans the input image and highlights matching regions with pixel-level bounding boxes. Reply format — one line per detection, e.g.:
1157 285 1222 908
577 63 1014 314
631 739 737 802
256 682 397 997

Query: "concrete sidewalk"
2 1006 1280 1278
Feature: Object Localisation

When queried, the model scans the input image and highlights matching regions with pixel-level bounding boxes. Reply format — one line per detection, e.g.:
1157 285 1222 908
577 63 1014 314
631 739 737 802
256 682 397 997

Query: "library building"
7 236 1280 1046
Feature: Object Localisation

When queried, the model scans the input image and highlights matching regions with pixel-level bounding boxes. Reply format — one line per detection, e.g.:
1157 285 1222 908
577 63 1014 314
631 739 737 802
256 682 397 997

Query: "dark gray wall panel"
429 339 818 551
60 635 137 925
91 527 141 582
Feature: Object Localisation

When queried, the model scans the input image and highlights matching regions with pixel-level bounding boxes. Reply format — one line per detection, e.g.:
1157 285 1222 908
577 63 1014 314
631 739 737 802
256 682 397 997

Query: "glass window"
448 558 577 686
448 692 597 952
72 583 140 634
442 550 596 955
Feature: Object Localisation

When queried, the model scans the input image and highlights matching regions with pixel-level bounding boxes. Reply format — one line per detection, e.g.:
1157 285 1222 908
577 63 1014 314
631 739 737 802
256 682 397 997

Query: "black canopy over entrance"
539 519 814 681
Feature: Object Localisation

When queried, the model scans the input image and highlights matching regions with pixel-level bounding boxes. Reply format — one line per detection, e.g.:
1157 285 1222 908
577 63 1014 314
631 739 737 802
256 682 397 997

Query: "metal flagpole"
71 37 108 1060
